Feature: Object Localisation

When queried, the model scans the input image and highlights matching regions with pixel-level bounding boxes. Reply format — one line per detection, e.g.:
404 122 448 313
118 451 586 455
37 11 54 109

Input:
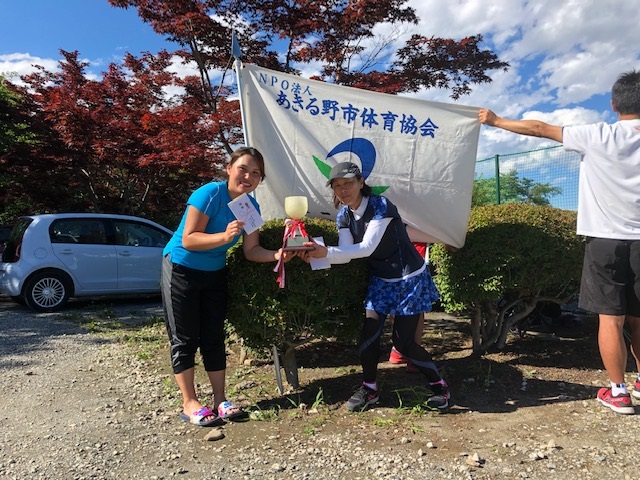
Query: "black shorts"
161 254 228 374
579 237 640 316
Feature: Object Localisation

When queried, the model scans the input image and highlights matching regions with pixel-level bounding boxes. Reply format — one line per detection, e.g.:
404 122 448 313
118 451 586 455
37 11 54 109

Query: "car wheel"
23 271 72 312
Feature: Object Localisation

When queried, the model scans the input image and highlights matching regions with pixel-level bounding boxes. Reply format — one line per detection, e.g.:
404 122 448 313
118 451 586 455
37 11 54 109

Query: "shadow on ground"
251 312 606 416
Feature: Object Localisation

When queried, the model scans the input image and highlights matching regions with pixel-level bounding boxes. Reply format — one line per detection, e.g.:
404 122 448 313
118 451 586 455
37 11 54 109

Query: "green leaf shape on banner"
313 155 332 180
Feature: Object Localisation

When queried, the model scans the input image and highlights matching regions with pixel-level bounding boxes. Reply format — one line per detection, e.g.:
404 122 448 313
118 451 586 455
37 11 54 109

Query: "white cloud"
0 53 59 82
400 0 637 157
165 55 200 79
3 0 637 161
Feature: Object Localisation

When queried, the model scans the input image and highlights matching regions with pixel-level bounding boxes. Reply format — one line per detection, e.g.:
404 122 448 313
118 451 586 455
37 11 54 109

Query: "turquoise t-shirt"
163 181 261 271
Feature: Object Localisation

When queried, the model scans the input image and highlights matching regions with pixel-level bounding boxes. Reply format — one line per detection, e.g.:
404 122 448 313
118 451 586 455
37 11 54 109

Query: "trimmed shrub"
430 203 583 353
226 217 368 387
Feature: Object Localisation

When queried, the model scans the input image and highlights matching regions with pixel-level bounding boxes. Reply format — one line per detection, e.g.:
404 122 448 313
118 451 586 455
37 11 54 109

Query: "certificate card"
228 193 264 234
309 236 331 270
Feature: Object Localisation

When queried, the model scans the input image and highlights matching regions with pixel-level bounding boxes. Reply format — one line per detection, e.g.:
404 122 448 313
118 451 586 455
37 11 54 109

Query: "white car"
0 213 173 312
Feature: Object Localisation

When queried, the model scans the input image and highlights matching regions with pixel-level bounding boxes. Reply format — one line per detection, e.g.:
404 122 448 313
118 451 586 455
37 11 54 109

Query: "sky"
1 0 639 164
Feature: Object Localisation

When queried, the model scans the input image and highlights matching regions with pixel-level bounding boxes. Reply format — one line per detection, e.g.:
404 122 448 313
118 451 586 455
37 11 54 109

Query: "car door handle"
58 249 74 255
119 251 132 257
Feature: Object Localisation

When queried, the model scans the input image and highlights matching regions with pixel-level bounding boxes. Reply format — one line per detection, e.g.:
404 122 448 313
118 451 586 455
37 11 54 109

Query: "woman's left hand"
277 248 298 263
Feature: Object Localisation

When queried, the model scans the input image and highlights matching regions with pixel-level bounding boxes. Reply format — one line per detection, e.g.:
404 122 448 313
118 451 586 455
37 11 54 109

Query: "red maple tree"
13 50 235 218
109 0 509 119
2 0 508 222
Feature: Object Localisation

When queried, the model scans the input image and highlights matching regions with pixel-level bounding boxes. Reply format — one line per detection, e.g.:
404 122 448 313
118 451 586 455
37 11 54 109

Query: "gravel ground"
1 295 640 480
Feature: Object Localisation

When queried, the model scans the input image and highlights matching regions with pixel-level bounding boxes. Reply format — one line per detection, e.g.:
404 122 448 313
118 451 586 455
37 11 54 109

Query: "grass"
247 404 281 421
369 412 426 435
51 305 512 413
65 310 166 360
57 306 164 335
53 304 451 442
286 388 326 409
36 301 608 458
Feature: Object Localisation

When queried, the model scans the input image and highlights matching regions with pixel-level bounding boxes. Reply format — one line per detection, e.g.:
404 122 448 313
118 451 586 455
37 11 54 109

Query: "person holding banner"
304 162 450 412
161 146 297 426
479 69 640 415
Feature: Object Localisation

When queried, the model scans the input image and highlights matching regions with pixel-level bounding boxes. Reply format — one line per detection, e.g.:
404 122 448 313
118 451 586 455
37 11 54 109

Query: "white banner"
239 63 480 248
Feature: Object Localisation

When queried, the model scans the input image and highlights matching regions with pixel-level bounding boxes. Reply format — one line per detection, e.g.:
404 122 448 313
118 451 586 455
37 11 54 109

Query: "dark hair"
611 70 640 115
332 175 373 208
229 146 266 180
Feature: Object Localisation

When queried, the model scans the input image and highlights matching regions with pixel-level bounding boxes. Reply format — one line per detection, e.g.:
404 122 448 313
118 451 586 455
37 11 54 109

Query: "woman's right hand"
224 220 245 242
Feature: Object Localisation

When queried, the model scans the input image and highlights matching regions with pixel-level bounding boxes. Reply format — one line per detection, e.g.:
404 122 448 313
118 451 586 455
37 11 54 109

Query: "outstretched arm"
306 217 392 262
242 230 297 263
479 109 564 143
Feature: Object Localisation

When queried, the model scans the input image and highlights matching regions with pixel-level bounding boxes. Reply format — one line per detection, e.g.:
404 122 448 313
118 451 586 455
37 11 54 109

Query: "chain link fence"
475 145 581 211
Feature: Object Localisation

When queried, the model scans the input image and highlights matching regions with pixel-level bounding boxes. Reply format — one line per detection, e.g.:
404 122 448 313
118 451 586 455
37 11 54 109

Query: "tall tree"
0 76 64 222
12 50 233 218
108 0 509 141
108 0 264 154
0 76 39 154
3 1 509 222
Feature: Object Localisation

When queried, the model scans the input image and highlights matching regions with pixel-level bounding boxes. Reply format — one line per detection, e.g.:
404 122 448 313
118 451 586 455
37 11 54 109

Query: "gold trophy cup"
283 196 311 251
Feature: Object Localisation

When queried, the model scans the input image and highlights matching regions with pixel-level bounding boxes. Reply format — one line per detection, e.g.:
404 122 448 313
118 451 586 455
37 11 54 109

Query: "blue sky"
1 1 170 61
1 0 638 169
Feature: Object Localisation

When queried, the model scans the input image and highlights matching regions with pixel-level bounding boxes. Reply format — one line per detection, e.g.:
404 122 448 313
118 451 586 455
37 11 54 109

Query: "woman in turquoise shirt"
162 147 296 426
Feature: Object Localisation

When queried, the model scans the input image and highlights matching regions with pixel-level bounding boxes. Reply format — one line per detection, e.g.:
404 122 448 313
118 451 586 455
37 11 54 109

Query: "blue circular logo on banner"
312 138 389 194
326 138 376 180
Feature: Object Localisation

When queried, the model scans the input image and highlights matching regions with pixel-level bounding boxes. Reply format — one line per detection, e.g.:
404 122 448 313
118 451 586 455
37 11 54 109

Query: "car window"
113 220 171 248
0 226 12 254
0 226 11 243
1 218 32 262
50 219 108 245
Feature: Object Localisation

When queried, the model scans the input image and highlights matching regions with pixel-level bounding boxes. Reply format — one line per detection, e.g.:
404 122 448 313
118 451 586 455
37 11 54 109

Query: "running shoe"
426 380 450 411
631 379 640 400
389 347 408 364
346 384 379 411
597 387 634 414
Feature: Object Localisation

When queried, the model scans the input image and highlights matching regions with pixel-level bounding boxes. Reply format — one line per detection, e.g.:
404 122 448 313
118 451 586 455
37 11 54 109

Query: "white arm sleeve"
326 217 392 264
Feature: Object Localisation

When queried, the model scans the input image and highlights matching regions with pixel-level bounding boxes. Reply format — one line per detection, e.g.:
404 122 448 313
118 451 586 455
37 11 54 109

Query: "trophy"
283 196 312 251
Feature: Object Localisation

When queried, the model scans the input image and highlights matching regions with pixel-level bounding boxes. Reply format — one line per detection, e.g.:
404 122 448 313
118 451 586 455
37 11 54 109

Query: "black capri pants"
161 254 228 374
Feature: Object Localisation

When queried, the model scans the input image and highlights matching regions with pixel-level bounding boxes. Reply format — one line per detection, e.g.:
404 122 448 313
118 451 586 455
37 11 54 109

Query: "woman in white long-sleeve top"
305 162 450 412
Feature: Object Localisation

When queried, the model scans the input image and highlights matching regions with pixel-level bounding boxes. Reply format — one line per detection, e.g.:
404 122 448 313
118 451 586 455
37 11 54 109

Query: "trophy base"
283 236 313 252
283 245 315 252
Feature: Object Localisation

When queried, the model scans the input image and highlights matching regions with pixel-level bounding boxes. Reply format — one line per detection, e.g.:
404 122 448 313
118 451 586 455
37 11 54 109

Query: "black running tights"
359 312 441 384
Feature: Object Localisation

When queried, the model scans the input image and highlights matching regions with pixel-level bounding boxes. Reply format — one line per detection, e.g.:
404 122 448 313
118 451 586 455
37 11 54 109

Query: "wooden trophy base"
283 235 314 252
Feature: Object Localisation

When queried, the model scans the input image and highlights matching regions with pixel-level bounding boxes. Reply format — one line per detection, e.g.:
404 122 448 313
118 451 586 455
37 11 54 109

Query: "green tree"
226 217 369 389
430 204 583 354
0 76 52 223
0 76 39 154
472 169 562 206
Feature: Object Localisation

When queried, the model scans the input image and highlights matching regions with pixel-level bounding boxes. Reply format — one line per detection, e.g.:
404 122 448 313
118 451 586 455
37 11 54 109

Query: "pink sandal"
217 401 245 420
179 406 219 426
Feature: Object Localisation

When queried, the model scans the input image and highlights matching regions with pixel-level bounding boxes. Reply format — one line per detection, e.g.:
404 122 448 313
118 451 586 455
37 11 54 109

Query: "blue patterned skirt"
363 269 439 316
